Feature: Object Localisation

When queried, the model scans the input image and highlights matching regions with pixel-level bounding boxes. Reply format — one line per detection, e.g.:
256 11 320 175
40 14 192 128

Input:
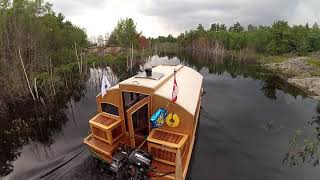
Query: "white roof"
154 65 203 115
119 65 183 92
115 64 203 116
98 65 203 115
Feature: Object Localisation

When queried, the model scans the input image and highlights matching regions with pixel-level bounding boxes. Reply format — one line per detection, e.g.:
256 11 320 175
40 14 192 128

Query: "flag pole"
166 69 178 110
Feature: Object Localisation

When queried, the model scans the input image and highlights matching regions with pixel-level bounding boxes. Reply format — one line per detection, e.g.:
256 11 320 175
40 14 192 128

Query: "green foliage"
269 21 291 54
155 20 320 56
229 22 244 32
151 34 177 44
258 55 288 64
307 57 320 68
210 23 227 32
108 18 140 48
247 24 257 32
0 0 88 100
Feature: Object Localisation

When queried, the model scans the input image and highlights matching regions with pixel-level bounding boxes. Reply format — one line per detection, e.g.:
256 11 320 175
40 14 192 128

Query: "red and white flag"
171 70 178 103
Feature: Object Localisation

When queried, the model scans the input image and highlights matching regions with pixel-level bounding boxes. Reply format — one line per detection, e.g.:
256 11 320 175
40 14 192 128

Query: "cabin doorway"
124 95 151 148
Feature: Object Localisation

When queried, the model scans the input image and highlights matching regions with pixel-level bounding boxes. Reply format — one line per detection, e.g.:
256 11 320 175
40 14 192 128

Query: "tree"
138 35 148 49
219 24 227 31
196 24 206 38
210 23 218 32
309 25 320 51
312 23 319 30
0 0 88 102
197 24 205 32
108 18 140 48
229 22 244 32
149 19 320 56
269 21 291 54
288 25 310 55
248 24 257 31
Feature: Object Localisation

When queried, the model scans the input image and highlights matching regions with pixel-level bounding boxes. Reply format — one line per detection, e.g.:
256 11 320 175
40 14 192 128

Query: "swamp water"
1 52 320 180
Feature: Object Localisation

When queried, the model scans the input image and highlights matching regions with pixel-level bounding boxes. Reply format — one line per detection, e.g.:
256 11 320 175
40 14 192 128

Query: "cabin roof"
119 64 203 116
154 65 203 115
119 65 183 93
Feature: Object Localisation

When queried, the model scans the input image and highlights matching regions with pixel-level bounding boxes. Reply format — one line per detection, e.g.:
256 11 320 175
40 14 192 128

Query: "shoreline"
259 56 320 101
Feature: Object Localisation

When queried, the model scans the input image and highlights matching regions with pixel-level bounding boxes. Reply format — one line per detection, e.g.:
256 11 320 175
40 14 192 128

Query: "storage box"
83 134 113 163
89 113 123 145
147 129 188 166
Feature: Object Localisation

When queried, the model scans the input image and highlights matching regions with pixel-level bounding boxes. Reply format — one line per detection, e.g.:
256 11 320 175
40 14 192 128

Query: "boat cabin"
84 64 203 179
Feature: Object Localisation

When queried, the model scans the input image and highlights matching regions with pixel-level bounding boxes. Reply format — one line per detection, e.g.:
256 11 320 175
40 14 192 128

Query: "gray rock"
288 77 320 96
276 57 314 75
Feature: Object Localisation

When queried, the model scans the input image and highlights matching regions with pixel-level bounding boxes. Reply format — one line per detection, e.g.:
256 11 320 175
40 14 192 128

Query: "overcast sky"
48 0 320 38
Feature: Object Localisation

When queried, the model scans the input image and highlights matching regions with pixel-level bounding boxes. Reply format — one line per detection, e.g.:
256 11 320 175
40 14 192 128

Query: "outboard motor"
128 149 152 168
128 149 152 180
110 145 152 180
110 150 128 173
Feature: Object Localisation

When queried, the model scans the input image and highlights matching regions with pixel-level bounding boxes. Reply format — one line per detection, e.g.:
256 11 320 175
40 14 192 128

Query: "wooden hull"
83 65 203 180
84 96 201 180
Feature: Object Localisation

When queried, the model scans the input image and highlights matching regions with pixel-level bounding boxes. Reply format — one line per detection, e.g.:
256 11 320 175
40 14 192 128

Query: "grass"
306 57 320 76
307 57 320 68
257 54 289 64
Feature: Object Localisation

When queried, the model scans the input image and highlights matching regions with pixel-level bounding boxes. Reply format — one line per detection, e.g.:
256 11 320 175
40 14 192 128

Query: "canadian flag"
171 70 178 103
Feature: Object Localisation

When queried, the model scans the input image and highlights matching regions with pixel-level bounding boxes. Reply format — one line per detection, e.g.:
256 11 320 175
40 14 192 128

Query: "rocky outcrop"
267 57 314 76
288 77 320 100
265 57 320 101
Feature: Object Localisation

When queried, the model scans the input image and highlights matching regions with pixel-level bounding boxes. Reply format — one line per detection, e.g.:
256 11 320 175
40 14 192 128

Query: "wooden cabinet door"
126 96 151 148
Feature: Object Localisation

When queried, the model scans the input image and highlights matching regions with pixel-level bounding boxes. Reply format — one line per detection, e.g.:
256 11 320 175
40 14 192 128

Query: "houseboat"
84 64 203 179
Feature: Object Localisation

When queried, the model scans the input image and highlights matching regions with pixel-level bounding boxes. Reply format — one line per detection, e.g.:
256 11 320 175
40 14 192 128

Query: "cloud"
138 0 319 34
48 0 320 37
49 0 107 16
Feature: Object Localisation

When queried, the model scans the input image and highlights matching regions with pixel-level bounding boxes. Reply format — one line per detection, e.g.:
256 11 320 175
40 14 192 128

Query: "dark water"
1 52 320 180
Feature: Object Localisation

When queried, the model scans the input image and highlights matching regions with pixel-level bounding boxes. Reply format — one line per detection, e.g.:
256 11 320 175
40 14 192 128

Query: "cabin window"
101 103 119 116
122 92 148 110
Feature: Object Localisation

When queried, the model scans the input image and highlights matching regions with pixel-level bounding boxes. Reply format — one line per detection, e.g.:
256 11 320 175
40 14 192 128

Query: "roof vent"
135 69 164 80
145 68 152 76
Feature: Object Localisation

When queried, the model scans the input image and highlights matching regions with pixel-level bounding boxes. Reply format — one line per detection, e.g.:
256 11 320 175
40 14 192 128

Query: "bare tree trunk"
64 71 69 89
34 77 39 100
49 58 56 95
18 47 36 100
74 42 81 74
131 43 133 69
80 50 83 74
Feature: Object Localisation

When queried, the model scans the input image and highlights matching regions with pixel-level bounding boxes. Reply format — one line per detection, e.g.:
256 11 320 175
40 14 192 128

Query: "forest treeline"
152 21 320 55
1 0 320 108
0 0 87 104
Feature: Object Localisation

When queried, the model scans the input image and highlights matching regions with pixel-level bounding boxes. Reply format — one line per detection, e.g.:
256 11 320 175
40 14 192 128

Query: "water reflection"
175 51 320 171
175 50 308 100
1 51 320 179
0 79 86 176
282 102 320 168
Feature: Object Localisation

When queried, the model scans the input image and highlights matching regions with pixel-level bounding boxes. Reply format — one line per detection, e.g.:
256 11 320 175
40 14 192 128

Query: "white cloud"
48 0 320 38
